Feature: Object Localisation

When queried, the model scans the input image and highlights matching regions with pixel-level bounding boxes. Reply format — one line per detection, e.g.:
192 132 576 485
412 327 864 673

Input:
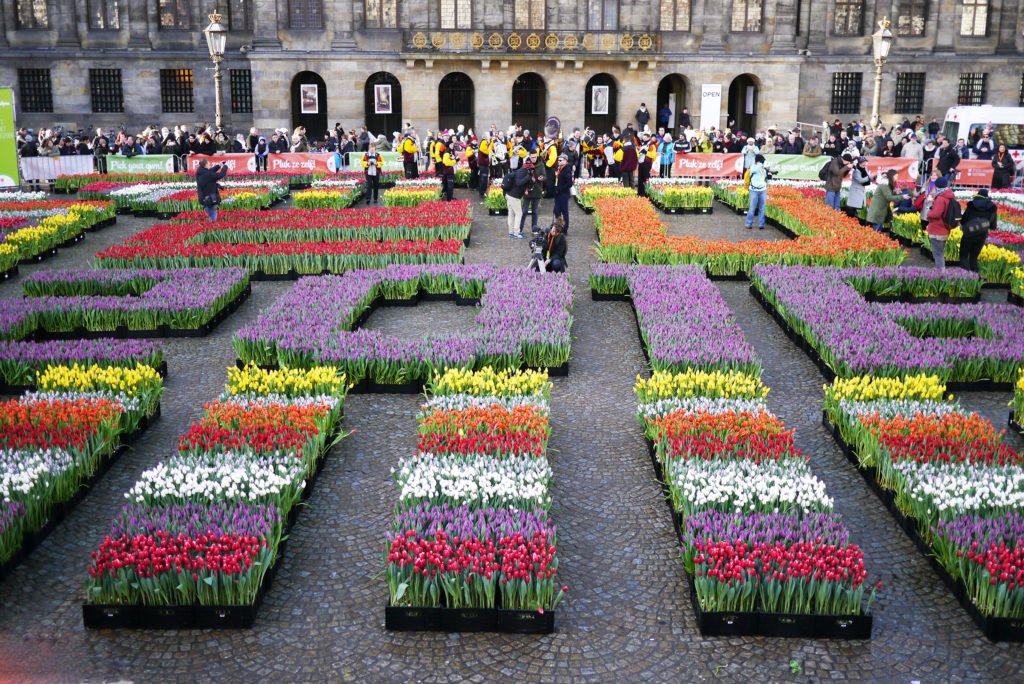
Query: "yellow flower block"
826 374 946 402
225 364 348 397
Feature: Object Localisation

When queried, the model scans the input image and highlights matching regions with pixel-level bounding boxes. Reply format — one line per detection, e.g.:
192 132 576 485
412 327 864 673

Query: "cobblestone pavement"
0 191 1021 682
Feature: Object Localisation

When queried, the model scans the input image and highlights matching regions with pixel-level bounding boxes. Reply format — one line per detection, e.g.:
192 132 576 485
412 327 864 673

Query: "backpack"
501 173 516 192
943 196 962 228
817 159 831 182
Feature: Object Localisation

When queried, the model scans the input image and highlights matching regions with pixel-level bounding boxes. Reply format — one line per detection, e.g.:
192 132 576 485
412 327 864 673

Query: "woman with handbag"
959 188 997 273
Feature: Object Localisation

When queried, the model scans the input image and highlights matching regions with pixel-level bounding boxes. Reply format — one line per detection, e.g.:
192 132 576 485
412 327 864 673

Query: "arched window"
439 73 475 133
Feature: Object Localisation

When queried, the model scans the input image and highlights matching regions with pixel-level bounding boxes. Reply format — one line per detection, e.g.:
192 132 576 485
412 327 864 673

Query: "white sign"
699 84 722 131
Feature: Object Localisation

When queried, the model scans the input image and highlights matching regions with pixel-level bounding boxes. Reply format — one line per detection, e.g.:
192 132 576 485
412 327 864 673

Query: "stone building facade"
1 0 1023 140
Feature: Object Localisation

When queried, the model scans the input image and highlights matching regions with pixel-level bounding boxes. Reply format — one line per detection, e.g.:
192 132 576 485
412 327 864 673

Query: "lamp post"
870 18 894 131
203 9 228 130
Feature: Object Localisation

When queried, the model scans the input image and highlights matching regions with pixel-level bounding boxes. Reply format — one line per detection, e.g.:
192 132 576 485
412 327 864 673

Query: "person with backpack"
822 153 852 210
502 161 531 239
959 188 997 272
925 176 958 271
520 151 545 234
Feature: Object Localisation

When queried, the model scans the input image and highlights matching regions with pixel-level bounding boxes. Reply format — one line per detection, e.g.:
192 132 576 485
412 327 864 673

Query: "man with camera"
195 159 228 222
542 217 567 273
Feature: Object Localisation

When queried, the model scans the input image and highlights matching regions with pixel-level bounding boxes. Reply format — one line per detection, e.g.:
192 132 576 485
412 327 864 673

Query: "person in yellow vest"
476 134 492 198
637 132 659 197
400 131 419 179
542 136 559 196
361 142 382 204
439 146 457 201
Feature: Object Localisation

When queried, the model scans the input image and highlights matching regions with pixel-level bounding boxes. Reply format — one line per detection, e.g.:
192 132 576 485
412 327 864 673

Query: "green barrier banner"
763 154 830 180
106 154 175 174
0 87 19 188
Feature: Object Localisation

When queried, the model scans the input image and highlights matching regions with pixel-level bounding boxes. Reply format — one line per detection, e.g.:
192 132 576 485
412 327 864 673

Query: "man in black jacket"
196 160 228 222
959 188 997 272
937 138 961 181
543 219 567 273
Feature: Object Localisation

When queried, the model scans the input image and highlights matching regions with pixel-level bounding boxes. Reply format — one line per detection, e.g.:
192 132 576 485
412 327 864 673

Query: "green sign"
0 87 19 188
106 154 176 175
763 154 830 181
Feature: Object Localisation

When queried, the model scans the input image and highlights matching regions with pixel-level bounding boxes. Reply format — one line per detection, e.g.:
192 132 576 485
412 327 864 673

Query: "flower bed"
574 181 636 212
104 180 288 215
892 212 1022 284
95 204 469 276
1013 370 1024 436
750 265 1024 384
0 338 164 390
823 374 1024 641
484 181 507 213
594 189 904 277
293 179 364 209
1 268 250 340
59 171 318 194
644 179 714 212
233 264 573 386
385 367 565 633
0 201 115 264
82 365 348 629
0 363 162 575
383 178 443 208
590 264 759 375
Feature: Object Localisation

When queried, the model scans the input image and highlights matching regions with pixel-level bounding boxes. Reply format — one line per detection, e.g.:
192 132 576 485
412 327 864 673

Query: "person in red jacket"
924 176 956 271
615 137 639 188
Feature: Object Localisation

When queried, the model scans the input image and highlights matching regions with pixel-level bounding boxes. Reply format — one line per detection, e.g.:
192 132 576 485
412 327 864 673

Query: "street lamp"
870 17 894 131
203 8 228 130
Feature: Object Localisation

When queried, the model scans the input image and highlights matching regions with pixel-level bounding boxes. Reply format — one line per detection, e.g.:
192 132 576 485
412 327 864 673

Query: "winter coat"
960 195 998 238
503 167 532 200
846 166 871 210
992 152 1016 189
866 182 899 225
824 157 850 193
658 142 675 166
196 163 228 202
926 188 956 238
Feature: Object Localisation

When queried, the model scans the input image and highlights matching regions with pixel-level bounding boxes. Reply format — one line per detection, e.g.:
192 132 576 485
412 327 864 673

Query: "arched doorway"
364 72 402 140
291 71 328 143
511 73 546 138
657 74 687 135
584 73 618 135
438 72 474 134
727 74 759 136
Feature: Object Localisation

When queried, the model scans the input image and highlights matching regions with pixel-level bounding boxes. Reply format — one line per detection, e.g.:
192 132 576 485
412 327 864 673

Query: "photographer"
361 142 382 204
195 159 228 222
543 217 567 273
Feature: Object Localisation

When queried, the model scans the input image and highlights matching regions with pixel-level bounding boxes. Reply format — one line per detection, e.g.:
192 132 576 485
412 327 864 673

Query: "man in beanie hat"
958 187 997 272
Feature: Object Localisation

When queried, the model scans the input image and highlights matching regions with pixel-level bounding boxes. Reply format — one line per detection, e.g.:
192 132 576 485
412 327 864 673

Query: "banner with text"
698 84 722 132
187 151 406 175
106 154 175 174
0 88 19 188
954 159 995 187
673 152 744 177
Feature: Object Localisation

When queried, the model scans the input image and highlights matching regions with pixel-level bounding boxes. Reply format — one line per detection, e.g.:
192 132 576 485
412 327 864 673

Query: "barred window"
290 0 323 29
833 0 863 36
89 69 124 113
159 0 189 29
895 73 926 113
958 73 987 106
830 73 862 115
660 0 690 31
88 0 120 29
514 0 544 29
160 68 194 113
365 0 397 28
897 0 927 36
230 69 253 114
18 69 52 113
16 0 48 29
587 0 618 30
731 0 762 32
440 0 471 29
960 0 987 37
226 0 253 31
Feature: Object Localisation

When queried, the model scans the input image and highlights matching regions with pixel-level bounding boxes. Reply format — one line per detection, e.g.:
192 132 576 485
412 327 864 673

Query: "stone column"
252 0 282 49
0 0 10 47
124 0 151 47
698 0 725 52
328 0 357 48
805 0 827 52
933 0 956 52
994 0 1020 54
55 0 81 46
770 0 798 51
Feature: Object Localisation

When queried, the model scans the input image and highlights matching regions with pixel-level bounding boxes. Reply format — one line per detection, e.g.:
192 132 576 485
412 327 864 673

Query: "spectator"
745 154 769 230
502 158 531 239
937 138 961 181
802 136 823 158
880 139 898 158
824 153 853 211
361 142 382 204
866 169 905 231
659 133 675 179
657 103 672 131
901 134 924 163
992 143 1016 189
974 131 995 160
521 151 545 233
195 160 228 222
924 176 956 270
959 187 997 272
822 134 840 158
955 138 971 161
678 107 691 130
635 103 650 131
552 154 573 235
120 135 142 157
253 136 269 172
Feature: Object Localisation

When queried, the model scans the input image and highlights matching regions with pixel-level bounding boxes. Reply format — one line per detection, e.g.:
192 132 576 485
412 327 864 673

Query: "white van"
942 105 1024 167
